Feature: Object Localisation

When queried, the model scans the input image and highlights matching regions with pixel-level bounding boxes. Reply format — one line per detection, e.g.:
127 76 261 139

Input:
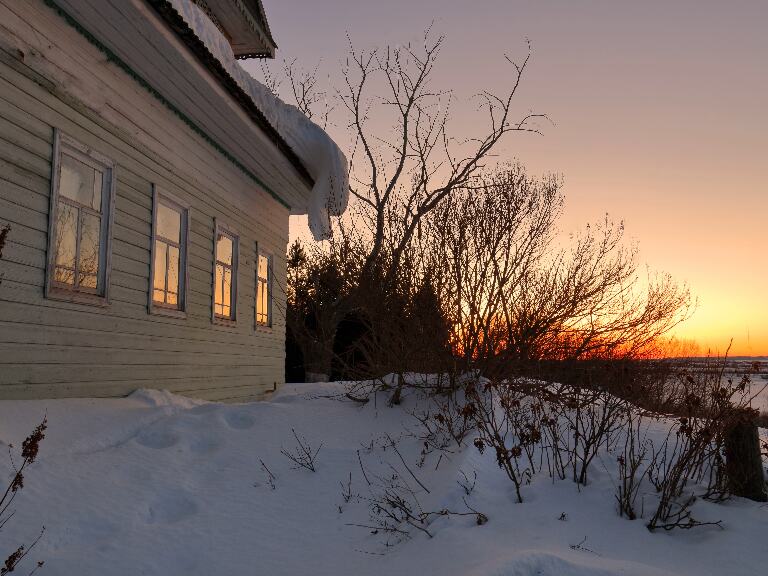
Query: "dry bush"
466 379 550 503
457 352 765 528
351 439 486 546
586 355 767 530
614 407 653 520
557 385 628 485
280 428 323 473
0 224 9 260
1 418 47 575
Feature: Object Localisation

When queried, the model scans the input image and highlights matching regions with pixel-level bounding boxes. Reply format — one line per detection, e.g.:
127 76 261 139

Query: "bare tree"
270 29 545 380
427 178 692 376
426 164 562 375
340 32 544 284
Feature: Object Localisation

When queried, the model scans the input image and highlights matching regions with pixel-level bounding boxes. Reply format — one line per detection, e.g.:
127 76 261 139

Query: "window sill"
47 287 109 308
149 304 187 319
254 324 273 334
213 315 237 328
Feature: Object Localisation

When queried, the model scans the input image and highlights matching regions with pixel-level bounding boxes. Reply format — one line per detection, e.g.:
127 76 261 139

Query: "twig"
569 536 600 556
259 459 276 490
387 434 430 494
340 471 353 503
357 449 371 486
280 428 322 472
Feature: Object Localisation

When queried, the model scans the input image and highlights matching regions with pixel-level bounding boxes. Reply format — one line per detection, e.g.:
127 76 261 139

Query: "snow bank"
1 383 766 575
167 0 349 240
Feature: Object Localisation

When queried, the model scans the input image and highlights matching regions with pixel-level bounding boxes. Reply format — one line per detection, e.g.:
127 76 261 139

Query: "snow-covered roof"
192 0 277 59
164 0 349 239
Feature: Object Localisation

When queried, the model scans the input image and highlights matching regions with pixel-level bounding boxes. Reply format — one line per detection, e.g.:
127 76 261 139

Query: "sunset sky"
251 0 767 356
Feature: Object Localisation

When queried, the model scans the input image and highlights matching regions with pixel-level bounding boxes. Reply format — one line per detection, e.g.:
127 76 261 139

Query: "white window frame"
255 246 273 329
212 219 239 324
148 186 190 318
45 129 116 306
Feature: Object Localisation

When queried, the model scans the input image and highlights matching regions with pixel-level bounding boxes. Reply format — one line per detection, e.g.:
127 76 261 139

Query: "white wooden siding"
0 0 290 401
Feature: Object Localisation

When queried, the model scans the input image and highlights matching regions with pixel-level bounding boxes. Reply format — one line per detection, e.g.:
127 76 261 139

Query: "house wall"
0 0 290 401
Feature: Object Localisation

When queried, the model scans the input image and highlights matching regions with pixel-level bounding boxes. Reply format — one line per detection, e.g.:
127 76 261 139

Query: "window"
150 189 188 315
256 251 272 327
213 223 238 321
46 131 115 304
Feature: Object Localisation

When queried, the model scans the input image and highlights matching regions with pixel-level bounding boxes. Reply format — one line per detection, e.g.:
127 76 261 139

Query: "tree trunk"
724 411 767 502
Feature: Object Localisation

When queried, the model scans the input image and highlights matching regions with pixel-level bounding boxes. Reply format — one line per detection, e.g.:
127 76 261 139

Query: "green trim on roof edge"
43 0 292 211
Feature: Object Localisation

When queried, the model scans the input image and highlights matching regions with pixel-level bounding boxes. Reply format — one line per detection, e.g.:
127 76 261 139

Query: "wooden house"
0 0 348 401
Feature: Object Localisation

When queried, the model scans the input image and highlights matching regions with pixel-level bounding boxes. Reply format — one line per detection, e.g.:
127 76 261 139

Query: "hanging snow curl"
167 0 349 240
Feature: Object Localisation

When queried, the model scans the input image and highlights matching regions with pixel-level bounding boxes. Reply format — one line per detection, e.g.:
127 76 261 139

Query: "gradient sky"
249 0 767 356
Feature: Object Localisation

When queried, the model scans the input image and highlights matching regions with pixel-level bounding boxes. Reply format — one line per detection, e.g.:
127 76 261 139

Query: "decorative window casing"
213 221 238 322
149 188 189 316
45 130 115 305
255 250 272 327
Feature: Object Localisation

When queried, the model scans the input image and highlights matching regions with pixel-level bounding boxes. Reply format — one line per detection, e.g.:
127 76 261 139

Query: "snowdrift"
0 382 766 575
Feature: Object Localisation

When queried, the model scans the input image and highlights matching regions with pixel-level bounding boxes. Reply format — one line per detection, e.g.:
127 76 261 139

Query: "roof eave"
147 0 314 194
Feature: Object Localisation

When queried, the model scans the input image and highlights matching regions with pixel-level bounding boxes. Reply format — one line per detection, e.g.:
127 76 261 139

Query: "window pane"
216 233 233 265
256 254 270 325
157 202 181 243
258 254 268 280
153 241 167 302
263 278 269 323
215 263 224 315
78 212 101 289
256 280 263 320
167 245 180 306
60 153 102 211
256 282 267 324
54 201 77 285
214 264 232 318
223 267 232 311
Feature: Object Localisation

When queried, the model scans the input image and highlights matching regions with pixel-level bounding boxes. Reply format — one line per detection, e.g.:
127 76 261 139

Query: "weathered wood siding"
0 0 290 401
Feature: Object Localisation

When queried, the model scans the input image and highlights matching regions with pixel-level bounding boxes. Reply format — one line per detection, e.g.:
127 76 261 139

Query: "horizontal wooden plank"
0 175 49 214
0 342 282 365
0 298 284 347
0 376 276 401
0 320 283 355
0 362 273 384
0 155 50 195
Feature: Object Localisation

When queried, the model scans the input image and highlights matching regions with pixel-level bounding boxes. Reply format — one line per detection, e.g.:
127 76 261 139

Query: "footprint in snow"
223 411 255 430
135 427 180 449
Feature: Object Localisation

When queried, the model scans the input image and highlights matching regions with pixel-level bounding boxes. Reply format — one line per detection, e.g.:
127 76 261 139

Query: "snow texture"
167 0 349 240
1 382 766 576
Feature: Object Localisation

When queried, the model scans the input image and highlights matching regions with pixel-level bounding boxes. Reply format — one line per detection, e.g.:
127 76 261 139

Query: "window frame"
211 219 239 325
148 186 190 318
255 246 273 329
45 129 116 307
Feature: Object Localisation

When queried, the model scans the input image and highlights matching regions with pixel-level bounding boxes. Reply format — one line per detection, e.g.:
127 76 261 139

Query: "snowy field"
0 382 766 576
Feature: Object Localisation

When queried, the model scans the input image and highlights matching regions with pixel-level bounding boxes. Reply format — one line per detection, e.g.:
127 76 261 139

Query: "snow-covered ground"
0 383 766 576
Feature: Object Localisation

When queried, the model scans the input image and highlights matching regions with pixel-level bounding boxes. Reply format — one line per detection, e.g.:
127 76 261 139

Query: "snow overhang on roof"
154 0 349 239
191 0 277 59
